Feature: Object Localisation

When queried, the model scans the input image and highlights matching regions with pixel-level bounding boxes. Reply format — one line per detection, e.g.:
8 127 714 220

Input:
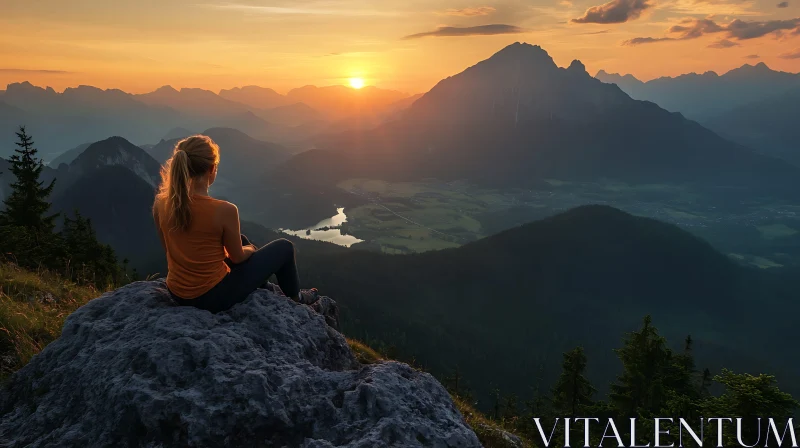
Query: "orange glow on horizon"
0 1 797 94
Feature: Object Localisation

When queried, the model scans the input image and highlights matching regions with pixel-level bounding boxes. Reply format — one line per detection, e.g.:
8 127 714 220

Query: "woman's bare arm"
221 202 254 264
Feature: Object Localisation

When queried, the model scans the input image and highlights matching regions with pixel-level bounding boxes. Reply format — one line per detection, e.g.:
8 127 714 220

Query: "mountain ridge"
308 42 800 195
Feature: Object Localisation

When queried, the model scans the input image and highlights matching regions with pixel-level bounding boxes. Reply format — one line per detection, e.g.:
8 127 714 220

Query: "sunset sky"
1 0 798 94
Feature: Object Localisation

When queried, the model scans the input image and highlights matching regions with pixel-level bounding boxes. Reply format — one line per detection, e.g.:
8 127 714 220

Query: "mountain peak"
726 62 775 77
567 59 588 75
490 42 556 67
153 85 178 94
72 136 162 187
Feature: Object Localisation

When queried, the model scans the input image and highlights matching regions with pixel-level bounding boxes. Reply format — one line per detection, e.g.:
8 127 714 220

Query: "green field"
757 223 798 240
338 178 518 253
335 178 800 266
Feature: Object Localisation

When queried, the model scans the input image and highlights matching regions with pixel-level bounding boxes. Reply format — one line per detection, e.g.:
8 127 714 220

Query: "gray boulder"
0 280 481 447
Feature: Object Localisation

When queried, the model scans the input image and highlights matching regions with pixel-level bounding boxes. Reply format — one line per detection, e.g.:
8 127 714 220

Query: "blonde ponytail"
168 150 192 231
155 135 220 232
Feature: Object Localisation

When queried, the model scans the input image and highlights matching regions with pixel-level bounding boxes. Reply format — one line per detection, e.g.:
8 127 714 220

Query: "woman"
152 135 318 313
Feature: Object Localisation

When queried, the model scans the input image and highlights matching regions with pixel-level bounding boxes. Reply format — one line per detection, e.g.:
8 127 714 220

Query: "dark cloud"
726 18 800 39
744 54 760 58
778 1 789 7
708 38 740 48
0 68 71 74
622 36 674 45
572 0 653 23
667 18 724 38
622 17 800 45
401 24 525 39
779 48 800 58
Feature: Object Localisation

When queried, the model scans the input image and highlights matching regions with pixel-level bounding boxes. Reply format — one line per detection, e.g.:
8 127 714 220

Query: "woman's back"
155 195 230 299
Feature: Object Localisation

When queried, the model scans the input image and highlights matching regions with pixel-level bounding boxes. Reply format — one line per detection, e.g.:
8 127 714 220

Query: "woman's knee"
272 238 295 255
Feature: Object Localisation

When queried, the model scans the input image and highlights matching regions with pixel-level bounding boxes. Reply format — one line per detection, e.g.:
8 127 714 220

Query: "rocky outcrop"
0 280 480 447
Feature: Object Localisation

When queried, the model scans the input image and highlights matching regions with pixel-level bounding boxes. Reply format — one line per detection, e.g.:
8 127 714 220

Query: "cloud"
402 24 526 39
779 47 800 58
744 54 760 58
708 38 740 47
660 0 764 17
726 18 800 38
209 3 399 17
623 36 675 45
778 1 789 6
572 0 653 24
578 29 612 34
440 6 497 16
622 16 800 44
0 68 72 74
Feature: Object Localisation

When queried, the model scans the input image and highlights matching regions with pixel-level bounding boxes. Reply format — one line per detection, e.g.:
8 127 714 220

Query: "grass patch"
346 338 383 364
544 179 570 187
750 256 784 269
757 224 797 240
0 263 102 379
662 208 698 220
454 395 532 447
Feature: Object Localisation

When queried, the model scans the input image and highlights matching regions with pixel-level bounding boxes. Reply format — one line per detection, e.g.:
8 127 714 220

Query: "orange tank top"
156 195 231 299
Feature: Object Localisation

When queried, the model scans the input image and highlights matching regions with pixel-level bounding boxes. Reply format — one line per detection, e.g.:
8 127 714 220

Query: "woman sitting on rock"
152 135 318 313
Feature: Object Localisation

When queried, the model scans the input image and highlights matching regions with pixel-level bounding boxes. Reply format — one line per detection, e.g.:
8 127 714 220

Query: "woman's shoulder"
208 197 238 214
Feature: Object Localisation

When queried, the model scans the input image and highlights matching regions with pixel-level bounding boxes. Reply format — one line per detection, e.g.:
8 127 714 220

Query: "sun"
349 77 365 89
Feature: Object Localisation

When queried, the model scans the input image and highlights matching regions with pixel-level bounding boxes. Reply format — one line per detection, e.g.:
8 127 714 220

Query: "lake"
281 208 364 247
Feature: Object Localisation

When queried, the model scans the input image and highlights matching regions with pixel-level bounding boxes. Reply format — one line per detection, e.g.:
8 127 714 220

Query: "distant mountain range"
595 63 800 121
298 43 799 196
0 82 418 159
148 127 292 186
595 64 800 165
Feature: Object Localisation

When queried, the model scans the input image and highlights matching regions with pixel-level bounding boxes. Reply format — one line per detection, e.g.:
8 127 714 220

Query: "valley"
292 177 800 270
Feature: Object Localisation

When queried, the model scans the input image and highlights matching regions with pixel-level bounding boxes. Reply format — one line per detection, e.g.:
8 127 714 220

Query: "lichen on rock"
0 280 480 447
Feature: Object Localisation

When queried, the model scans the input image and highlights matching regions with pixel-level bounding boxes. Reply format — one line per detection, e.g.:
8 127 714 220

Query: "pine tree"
699 368 712 397
61 210 121 285
663 335 699 400
700 370 798 446
552 347 595 416
609 315 672 417
0 126 58 232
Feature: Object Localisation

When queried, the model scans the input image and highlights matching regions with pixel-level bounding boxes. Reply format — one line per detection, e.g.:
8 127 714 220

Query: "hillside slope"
279 205 799 403
52 166 161 274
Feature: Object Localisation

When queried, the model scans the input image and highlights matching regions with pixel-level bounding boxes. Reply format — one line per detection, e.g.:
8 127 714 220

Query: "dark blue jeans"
174 235 301 313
